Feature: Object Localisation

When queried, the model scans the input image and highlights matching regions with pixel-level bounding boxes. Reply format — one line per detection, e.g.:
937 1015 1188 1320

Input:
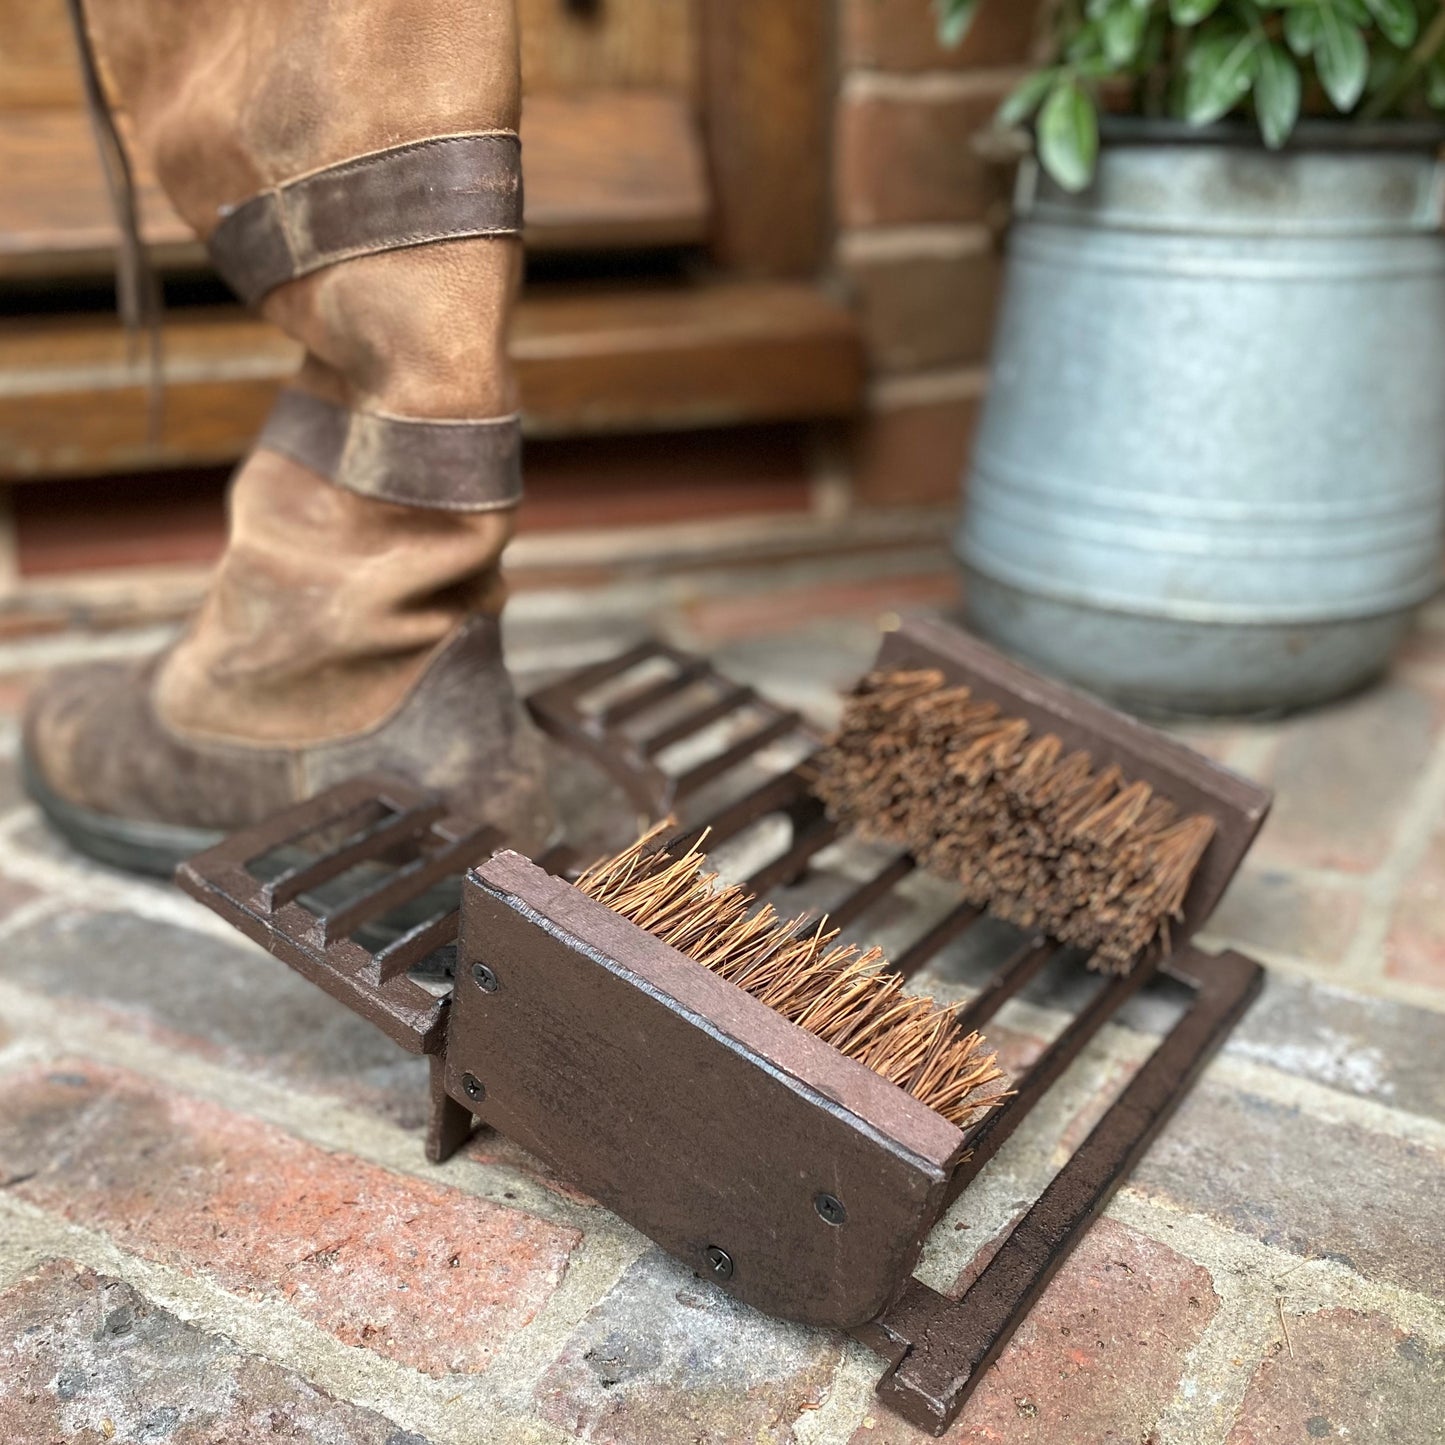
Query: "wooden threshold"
0 91 709 281
0 279 864 480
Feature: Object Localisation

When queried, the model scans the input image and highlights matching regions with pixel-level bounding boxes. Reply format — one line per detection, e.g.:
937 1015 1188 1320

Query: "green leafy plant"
936 0 1445 189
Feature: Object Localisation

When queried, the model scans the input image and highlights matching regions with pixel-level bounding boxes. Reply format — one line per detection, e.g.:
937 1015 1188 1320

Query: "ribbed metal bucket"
960 123 1445 715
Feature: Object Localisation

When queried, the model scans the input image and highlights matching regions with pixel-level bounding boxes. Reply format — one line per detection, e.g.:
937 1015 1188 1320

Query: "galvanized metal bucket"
960 122 1445 715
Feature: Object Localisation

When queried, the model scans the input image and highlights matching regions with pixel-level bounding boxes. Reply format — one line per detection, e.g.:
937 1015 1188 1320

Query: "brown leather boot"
24 0 553 874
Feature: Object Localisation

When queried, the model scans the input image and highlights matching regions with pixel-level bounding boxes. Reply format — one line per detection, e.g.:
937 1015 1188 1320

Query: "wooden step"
0 91 709 281
0 280 863 480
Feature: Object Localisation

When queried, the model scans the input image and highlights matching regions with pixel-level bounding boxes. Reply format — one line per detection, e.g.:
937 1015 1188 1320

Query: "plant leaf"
1333 0 1374 27
1363 0 1418 47
1317 4 1370 110
1171 0 1224 23
1254 42 1303 147
935 0 982 49
996 68 1058 127
1037 76 1101 192
1183 24 1262 123
1283 7 1322 59
1429 56 1445 108
1102 1 1151 63
1065 18 1109 63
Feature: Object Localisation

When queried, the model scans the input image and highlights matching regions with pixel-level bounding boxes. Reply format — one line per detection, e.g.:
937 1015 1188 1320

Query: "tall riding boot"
23 0 553 874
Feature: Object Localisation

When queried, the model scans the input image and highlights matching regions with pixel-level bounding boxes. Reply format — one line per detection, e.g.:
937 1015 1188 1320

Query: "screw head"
472 963 500 993
703 1245 734 1281
462 1073 486 1102
814 1192 847 1227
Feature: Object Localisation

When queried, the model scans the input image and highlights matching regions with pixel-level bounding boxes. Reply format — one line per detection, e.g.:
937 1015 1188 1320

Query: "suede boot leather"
24 0 552 873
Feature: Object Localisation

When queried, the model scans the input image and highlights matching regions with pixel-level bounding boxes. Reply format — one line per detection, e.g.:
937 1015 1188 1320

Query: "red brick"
0 872 40 923
1224 973 1445 1122
1227 1308 1445 1445
535 1249 840 1444
854 392 983 507
0 1260 418 1444
1161 720 1267 772
1136 1083 1445 1300
1393 610 1445 694
0 1065 581 1377
0 671 41 721
845 247 1002 373
466 1130 601 1209
1386 830 1445 993
843 0 1045 71
851 1219 1218 1442
983 1022 1048 1083
1210 868 1365 969
1053 1055 1138 1163
837 91 1012 228
0 908 435 1131
1250 678 1444 874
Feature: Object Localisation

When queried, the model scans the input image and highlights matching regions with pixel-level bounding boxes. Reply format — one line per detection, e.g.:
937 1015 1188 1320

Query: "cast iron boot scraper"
176 618 1271 1436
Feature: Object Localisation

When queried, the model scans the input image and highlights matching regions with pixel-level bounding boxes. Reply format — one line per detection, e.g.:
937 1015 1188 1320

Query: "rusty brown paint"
177 621 1270 1437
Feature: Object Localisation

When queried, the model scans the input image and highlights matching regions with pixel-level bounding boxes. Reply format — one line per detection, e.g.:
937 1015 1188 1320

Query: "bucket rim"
1097 116 1445 153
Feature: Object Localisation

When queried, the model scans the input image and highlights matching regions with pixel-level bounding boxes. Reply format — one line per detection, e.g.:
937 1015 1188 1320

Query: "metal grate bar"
536 639 667 703
949 966 1153 1203
869 949 1263 1435
744 816 840 895
372 906 461 984
673 711 802 799
952 939 1057 1037
671 767 817 855
601 659 711 726
262 801 445 911
309 822 503 946
827 855 916 931
642 685 757 757
891 901 982 981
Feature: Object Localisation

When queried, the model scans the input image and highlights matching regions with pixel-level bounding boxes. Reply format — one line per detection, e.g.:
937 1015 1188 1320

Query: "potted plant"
942 0 1445 715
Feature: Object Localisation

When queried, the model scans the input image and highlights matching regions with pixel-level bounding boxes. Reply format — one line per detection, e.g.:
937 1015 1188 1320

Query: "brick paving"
0 594 1443 1444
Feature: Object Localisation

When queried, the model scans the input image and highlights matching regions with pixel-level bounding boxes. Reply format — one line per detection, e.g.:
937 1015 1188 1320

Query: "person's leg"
24 0 551 873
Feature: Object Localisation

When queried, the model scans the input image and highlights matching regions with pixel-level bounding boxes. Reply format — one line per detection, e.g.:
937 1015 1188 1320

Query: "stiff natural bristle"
575 822 1009 1130
806 669 1217 973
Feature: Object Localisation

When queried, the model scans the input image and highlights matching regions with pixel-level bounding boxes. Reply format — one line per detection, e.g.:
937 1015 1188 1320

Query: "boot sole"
21 751 224 879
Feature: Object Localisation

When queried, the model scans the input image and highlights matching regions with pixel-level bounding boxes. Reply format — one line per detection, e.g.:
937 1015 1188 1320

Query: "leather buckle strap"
210 132 522 307
258 390 522 512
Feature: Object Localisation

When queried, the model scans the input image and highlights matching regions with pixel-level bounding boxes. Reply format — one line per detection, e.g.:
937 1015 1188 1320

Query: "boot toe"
22 659 141 815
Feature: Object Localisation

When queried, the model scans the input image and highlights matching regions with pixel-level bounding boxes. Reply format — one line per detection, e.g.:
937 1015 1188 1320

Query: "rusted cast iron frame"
179 626 1270 1438
857 948 1261 1434
526 637 814 816
175 774 491 1055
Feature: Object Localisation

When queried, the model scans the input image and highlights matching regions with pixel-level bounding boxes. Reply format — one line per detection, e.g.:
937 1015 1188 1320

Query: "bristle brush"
808 666 1218 973
575 819 1008 1129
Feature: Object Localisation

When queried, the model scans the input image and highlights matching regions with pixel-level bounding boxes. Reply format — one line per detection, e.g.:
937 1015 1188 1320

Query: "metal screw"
815 1193 847 1227
703 1245 734 1281
472 963 500 993
462 1073 486 1102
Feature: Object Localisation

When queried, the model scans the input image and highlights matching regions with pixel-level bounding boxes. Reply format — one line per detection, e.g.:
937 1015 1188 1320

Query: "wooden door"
0 0 711 266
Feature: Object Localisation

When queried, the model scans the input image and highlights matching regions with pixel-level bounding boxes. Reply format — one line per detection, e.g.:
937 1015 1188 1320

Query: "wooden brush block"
451 851 968 1330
